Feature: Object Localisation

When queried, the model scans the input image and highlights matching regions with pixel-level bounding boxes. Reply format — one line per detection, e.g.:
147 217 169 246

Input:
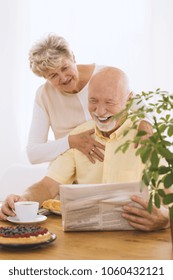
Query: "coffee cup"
14 201 39 221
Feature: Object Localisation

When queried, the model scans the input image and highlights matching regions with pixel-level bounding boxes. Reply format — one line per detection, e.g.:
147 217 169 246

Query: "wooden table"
0 214 172 260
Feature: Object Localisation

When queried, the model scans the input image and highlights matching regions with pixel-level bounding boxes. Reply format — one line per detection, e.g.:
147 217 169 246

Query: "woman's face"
45 57 79 93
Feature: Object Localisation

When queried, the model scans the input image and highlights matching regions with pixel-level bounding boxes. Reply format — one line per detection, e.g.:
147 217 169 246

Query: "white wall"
0 1 22 176
0 0 173 179
150 0 173 91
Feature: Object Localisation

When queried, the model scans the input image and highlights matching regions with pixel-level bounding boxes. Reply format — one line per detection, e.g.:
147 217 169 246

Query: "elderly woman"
27 34 152 164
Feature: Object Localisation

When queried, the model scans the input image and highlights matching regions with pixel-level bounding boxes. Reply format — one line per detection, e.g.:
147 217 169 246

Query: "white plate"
7 215 47 224
39 207 61 215
50 210 61 215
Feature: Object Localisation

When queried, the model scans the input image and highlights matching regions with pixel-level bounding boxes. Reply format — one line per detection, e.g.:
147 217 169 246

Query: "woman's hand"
122 195 170 231
134 120 153 148
69 129 105 163
0 194 26 220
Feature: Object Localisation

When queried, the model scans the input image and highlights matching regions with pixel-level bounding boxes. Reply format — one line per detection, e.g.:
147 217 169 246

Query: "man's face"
88 82 128 135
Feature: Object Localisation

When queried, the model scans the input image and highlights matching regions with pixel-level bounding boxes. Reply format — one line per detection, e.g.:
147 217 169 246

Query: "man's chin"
95 121 117 133
96 127 113 137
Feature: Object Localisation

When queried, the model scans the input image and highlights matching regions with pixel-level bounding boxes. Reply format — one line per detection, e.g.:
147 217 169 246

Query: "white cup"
14 201 39 221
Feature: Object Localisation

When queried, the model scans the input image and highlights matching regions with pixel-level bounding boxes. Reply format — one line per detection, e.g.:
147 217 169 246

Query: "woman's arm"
26 103 70 164
27 103 105 164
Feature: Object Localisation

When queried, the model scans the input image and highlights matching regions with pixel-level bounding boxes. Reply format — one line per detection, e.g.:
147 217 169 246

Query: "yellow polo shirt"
47 119 143 184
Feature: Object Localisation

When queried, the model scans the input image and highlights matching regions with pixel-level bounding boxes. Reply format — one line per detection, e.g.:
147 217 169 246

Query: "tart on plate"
0 225 51 244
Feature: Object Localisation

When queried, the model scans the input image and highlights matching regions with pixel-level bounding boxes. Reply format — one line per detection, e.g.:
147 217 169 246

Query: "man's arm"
23 176 60 205
0 176 60 220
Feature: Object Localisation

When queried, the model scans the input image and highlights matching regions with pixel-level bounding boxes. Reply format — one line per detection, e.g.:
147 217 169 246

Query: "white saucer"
50 210 61 215
7 215 47 224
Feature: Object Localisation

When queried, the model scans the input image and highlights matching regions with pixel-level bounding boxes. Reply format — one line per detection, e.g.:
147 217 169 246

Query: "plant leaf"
150 150 159 168
169 206 173 220
163 193 173 205
158 189 166 197
163 173 173 188
142 170 150 186
168 125 173 137
167 158 173 165
151 178 156 187
136 130 147 137
154 193 160 208
141 147 151 163
147 195 153 213
149 134 159 143
135 146 147 156
158 146 173 160
158 166 171 174
158 124 167 133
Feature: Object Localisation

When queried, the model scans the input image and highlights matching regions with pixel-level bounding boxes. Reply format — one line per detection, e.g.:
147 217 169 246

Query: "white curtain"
0 0 29 177
0 0 173 178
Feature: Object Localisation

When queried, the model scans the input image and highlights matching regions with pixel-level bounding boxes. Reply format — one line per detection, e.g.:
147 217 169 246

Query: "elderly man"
0 67 169 231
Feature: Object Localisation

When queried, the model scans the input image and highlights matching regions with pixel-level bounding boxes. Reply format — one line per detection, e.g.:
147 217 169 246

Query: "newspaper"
59 181 148 231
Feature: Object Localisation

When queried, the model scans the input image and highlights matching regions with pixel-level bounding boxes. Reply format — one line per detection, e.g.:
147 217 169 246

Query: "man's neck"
100 126 120 138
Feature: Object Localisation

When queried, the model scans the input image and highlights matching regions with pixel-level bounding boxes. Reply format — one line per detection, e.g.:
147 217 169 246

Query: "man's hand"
122 195 170 231
0 177 60 221
0 195 26 220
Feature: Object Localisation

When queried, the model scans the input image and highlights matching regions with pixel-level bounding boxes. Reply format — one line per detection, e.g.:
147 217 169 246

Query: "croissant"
42 199 61 212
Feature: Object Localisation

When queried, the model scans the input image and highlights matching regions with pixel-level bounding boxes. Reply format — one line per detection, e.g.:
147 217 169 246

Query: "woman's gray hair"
29 34 73 77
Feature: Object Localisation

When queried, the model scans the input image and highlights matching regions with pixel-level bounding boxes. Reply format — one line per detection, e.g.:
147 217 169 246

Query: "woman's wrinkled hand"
122 195 170 231
0 194 25 220
69 129 105 163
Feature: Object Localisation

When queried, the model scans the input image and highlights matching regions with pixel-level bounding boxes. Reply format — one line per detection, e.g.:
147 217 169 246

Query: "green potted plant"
115 89 173 244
